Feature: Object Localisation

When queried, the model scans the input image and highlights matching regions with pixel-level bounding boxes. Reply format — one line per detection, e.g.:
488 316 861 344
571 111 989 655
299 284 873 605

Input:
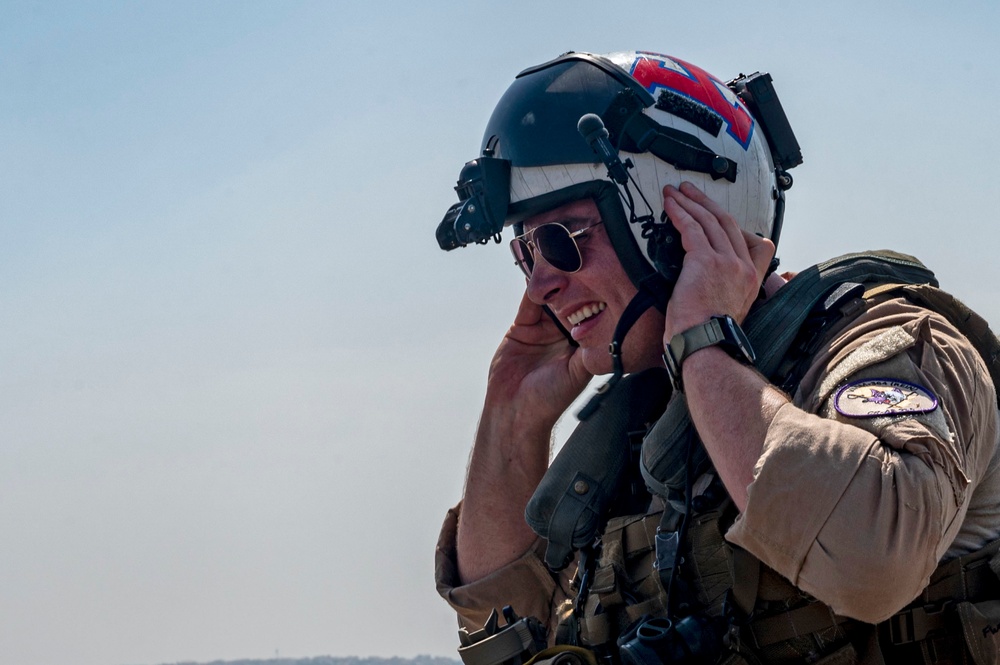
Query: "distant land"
150 657 460 665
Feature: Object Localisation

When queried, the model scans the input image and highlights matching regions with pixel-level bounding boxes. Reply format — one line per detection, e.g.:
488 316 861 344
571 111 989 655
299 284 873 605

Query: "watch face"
719 315 756 364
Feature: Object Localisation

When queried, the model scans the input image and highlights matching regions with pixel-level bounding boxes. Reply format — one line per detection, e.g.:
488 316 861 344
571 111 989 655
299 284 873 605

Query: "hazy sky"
2 2 998 664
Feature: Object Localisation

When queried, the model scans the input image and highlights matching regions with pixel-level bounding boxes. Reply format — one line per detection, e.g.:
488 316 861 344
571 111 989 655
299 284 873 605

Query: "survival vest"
524 251 1000 665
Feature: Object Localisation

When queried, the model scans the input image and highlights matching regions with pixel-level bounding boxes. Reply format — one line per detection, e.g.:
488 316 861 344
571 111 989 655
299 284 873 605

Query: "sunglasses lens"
534 224 581 272
510 223 585 277
511 237 534 276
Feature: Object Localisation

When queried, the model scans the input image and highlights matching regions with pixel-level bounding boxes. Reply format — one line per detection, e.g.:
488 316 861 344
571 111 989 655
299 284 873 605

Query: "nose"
525 253 568 305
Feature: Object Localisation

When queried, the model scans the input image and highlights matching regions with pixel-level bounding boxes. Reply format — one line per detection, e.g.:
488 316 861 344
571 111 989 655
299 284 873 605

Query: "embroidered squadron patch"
834 379 939 418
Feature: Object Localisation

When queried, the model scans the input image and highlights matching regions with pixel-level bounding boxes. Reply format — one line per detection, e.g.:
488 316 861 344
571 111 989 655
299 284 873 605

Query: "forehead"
521 197 601 233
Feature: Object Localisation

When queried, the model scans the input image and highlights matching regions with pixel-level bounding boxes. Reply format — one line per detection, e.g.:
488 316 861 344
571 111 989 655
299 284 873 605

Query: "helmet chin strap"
577 287 660 420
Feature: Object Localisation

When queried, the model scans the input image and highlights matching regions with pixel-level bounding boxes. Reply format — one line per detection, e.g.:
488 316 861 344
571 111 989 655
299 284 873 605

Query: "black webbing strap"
748 601 850 649
770 281 867 393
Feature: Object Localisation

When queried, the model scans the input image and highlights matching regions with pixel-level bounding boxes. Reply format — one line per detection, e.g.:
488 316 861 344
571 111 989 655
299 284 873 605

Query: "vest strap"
748 601 849 648
730 547 761 618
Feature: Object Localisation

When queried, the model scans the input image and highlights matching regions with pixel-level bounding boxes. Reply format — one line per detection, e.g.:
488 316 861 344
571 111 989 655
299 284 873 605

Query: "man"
434 50 1000 664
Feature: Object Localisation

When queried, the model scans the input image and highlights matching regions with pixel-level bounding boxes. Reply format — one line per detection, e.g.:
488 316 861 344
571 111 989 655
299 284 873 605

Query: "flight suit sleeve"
726 299 998 623
435 503 575 637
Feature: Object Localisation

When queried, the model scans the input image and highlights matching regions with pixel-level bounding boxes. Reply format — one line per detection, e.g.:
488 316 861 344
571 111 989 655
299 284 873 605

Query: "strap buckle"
887 601 953 645
653 529 680 572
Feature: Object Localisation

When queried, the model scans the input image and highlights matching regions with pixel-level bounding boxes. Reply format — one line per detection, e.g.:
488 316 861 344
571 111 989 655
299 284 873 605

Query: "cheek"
583 251 636 302
623 308 667 371
606 273 640 312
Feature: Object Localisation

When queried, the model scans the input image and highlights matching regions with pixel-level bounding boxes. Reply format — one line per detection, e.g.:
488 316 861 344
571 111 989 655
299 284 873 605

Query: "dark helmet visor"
437 54 655 252
481 53 654 167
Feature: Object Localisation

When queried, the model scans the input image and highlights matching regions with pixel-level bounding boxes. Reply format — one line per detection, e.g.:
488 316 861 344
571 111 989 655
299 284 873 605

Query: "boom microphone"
577 113 629 185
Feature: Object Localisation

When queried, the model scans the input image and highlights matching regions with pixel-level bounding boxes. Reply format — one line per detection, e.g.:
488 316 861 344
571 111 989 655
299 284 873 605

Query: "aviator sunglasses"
510 221 604 278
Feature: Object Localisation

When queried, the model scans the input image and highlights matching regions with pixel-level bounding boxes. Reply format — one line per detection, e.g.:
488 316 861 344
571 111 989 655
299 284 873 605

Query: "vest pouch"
956 600 1000 665
571 511 669 649
525 368 671 571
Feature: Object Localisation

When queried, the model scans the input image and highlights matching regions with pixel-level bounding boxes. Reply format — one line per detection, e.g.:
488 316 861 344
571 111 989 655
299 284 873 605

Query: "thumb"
745 231 776 284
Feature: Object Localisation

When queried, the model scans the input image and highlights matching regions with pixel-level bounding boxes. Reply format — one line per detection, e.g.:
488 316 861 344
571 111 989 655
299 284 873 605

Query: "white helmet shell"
503 51 777 255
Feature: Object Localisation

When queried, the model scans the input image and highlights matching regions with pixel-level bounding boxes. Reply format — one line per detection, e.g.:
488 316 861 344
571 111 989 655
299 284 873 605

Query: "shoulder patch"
834 378 939 418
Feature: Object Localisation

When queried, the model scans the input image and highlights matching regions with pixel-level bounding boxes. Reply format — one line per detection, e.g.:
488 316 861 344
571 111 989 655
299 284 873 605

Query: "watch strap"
669 317 727 363
663 316 754 392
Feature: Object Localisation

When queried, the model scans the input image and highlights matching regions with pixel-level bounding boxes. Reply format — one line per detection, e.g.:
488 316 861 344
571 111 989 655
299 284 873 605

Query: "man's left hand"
662 182 775 342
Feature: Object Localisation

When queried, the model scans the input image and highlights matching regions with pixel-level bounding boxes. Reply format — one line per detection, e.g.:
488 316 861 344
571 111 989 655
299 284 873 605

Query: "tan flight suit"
436 295 1000 659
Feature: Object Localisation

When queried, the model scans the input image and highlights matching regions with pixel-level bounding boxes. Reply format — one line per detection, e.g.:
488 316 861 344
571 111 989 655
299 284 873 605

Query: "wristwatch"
663 315 756 393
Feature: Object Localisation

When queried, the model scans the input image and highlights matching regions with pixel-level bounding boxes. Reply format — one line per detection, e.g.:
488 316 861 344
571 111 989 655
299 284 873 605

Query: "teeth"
568 302 606 326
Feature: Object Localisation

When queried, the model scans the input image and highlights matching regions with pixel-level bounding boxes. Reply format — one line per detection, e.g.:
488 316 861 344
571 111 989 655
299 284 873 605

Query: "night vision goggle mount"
435 152 510 251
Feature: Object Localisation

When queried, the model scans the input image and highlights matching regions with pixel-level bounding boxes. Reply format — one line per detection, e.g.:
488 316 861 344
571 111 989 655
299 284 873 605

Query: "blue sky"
2 2 998 664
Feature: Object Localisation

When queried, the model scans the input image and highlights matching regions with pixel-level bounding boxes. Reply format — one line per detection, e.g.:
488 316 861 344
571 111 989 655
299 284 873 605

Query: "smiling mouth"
567 302 607 326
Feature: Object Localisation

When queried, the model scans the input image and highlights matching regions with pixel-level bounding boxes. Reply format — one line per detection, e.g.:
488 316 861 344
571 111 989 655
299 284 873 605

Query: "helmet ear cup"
645 214 684 285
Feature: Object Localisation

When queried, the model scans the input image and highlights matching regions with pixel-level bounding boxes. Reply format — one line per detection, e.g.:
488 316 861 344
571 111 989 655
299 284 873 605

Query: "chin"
580 347 614 377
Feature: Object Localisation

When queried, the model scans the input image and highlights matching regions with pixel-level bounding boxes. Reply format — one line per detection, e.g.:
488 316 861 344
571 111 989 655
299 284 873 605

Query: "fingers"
512 290 544 327
508 289 571 349
674 180 775 283
660 182 774 329
663 182 751 263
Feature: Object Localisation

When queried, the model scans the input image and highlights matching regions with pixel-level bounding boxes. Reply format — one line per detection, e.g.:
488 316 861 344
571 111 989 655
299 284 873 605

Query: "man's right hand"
486 291 593 428
456 291 592 584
